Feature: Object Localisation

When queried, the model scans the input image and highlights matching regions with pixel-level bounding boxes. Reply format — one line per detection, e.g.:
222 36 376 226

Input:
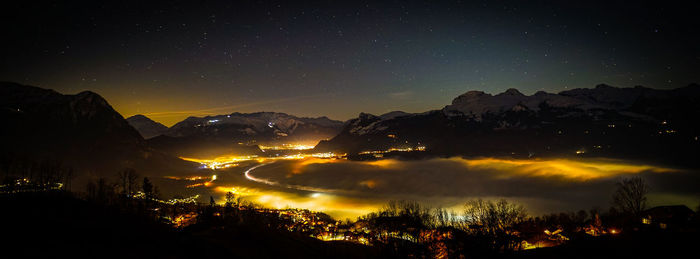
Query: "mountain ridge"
126 114 169 139
315 84 700 166
0 82 199 184
145 111 344 157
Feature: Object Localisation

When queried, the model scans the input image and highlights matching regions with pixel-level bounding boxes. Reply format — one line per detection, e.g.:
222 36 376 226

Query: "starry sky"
3 1 699 126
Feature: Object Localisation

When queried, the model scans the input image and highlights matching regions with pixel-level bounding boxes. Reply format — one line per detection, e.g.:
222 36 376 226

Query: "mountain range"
3 81 699 178
127 112 344 157
315 84 700 166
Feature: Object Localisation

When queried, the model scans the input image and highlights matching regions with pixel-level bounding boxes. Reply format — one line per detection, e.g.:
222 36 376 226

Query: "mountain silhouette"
0 82 198 183
316 84 700 166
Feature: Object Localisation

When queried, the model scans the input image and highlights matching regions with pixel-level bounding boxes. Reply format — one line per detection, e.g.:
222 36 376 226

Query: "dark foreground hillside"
2 191 698 259
0 192 378 259
519 232 700 259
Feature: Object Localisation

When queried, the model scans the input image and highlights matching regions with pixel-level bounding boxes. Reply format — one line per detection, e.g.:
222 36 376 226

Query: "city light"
358 145 427 155
258 143 316 151
180 152 345 169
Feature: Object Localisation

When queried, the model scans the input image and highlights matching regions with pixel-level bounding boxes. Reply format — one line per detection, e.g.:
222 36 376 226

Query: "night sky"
3 1 699 126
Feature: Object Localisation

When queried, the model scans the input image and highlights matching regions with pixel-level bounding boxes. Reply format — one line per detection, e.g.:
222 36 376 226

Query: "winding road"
243 162 278 186
241 161 347 194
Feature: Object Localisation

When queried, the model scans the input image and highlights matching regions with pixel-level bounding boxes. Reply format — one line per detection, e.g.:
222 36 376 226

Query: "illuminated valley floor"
162 156 700 220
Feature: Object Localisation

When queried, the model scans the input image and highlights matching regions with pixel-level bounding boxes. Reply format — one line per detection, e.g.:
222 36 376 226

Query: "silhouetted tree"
97 177 109 203
63 167 73 191
86 180 97 200
432 207 461 228
575 210 588 225
225 191 240 209
612 176 649 216
433 207 450 227
152 186 161 200
142 177 153 200
463 199 526 251
118 168 139 197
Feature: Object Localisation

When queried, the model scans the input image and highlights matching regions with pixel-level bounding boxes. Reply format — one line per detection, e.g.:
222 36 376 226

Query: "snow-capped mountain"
315 84 700 165
147 112 344 157
443 88 596 120
166 112 343 140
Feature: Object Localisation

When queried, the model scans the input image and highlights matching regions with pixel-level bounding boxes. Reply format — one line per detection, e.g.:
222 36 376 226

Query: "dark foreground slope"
3 192 698 259
518 232 700 259
0 192 379 259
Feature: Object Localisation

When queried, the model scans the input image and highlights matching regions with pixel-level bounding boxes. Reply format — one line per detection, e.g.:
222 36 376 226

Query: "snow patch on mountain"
166 112 343 138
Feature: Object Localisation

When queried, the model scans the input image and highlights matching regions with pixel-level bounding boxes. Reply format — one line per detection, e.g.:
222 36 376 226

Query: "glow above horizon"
4 2 699 126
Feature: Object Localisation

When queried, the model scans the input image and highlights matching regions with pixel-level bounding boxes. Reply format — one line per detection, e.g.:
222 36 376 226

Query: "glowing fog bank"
176 156 697 220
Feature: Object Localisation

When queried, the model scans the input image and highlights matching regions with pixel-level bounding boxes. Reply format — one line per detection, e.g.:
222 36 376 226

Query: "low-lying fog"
158 157 700 220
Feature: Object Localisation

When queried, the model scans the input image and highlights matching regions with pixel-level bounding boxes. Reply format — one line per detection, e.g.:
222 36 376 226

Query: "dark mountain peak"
70 91 113 115
297 115 343 127
380 111 411 120
595 83 615 89
459 90 487 98
464 90 486 96
127 114 168 139
75 90 101 98
0 82 154 174
450 90 489 106
1 81 56 93
127 114 149 120
445 88 539 118
340 112 384 136
183 116 200 122
1 82 125 123
358 112 379 120
501 88 524 96
1 82 63 105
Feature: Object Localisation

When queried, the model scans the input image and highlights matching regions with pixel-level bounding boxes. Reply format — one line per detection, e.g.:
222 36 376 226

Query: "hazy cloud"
388 91 414 100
